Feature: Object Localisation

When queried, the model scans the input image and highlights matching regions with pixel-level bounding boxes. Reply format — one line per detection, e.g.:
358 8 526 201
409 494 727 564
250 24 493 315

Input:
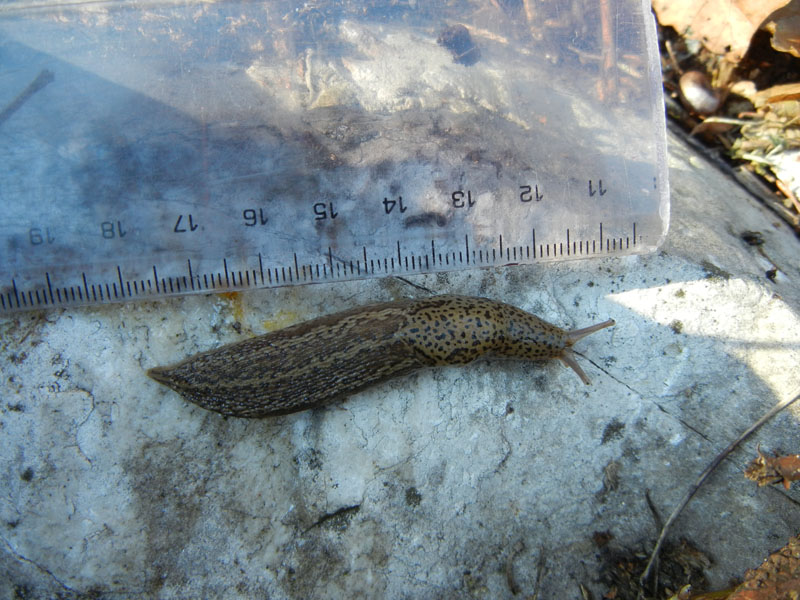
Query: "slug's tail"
560 319 615 385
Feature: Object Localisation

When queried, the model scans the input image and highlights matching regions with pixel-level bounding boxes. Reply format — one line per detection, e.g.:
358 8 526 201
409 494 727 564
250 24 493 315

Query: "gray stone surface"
2 129 800 598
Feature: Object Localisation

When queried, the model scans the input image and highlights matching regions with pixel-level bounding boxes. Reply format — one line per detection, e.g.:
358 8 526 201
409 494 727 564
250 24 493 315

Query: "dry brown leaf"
652 0 793 62
744 447 800 490
731 80 800 110
727 534 800 599
764 2 800 58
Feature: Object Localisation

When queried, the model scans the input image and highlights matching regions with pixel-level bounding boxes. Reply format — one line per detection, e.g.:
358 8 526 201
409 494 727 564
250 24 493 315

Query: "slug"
147 295 614 418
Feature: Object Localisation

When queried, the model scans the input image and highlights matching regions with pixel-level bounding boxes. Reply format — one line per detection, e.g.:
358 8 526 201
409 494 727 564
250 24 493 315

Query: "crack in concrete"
1 533 74 594
577 351 714 442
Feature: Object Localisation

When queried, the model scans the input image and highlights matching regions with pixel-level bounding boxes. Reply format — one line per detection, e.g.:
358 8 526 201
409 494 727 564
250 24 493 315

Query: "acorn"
679 70 720 115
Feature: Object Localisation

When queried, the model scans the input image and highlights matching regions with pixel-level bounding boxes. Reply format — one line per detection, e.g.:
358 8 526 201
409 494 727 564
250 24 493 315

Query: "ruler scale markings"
1 220 655 311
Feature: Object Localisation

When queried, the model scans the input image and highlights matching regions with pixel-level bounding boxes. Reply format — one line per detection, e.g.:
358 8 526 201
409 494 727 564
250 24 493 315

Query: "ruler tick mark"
45 272 54 304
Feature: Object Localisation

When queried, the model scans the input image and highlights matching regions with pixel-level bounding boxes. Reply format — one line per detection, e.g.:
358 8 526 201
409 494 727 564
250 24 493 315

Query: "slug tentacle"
566 319 616 345
559 318 616 385
147 295 615 418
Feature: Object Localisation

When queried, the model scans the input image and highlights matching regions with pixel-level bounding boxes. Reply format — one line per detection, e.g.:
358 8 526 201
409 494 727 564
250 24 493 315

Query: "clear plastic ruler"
0 0 669 313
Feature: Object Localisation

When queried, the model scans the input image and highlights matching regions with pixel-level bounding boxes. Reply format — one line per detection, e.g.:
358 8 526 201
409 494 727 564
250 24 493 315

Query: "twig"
505 540 525 595
0 69 54 126
640 387 800 587
531 547 546 600
392 276 434 294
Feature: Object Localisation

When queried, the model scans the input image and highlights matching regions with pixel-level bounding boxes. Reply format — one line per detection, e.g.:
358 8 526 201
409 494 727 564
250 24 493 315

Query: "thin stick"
640 387 800 587
0 69 54 126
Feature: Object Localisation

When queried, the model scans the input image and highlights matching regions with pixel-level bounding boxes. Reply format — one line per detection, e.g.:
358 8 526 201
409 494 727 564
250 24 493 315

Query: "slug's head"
500 314 615 385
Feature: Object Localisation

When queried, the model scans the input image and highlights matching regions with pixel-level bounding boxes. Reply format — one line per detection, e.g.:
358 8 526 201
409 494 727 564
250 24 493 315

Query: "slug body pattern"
147 295 614 418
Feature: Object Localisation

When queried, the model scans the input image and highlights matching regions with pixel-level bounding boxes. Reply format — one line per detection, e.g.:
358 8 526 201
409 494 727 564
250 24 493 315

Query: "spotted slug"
147 295 614 418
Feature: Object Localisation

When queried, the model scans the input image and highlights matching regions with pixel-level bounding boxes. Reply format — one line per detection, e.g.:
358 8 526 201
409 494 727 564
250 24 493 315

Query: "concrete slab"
2 129 799 598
